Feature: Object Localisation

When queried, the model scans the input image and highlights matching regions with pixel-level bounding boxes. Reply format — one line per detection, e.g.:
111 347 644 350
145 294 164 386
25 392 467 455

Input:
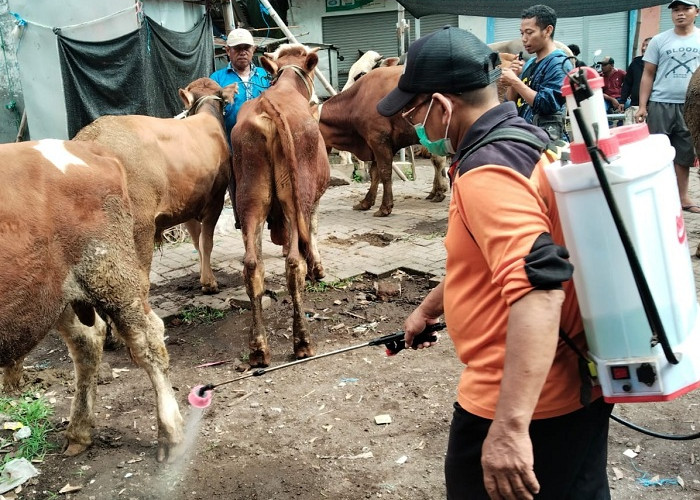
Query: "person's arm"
636 61 657 122
620 67 633 103
403 280 443 348
481 288 565 500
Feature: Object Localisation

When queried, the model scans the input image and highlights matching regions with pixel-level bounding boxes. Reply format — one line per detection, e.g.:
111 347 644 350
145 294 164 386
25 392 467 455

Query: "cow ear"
381 57 400 67
221 83 238 104
358 49 365 57
261 55 278 76
179 88 195 109
304 48 320 73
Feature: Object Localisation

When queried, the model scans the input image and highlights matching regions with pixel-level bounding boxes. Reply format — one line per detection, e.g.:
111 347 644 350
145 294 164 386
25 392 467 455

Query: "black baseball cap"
377 26 500 117
669 0 699 8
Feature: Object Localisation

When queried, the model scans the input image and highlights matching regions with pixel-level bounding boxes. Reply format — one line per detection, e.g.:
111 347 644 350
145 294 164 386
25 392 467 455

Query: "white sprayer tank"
544 67 700 402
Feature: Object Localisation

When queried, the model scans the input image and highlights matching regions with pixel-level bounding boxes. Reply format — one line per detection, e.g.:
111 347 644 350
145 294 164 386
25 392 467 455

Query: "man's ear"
432 93 453 124
544 24 554 39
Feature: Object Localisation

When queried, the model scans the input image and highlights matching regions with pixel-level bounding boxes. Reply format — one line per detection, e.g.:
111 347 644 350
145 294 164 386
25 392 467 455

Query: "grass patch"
0 391 56 467
179 305 226 325
351 169 364 183
306 277 354 293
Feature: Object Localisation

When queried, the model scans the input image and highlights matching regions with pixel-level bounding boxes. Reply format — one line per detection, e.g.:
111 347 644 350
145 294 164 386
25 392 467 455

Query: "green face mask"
413 99 455 157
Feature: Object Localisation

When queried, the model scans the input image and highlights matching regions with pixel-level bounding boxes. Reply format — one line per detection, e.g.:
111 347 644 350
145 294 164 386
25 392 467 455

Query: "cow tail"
260 96 311 248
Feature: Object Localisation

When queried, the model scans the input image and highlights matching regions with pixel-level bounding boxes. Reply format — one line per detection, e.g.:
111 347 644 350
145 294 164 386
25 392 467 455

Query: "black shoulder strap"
467 127 546 155
458 127 547 175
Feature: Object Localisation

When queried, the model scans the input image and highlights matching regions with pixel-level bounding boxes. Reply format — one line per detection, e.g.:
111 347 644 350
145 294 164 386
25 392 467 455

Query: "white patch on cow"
34 139 89 173
94 246 108 256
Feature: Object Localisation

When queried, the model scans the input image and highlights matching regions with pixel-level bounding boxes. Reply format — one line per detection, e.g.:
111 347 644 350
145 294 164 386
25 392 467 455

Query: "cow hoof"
248 350 271 368
430 193 446 203
63 441 90 457
373 207 392 217
309 265 325 281
353 201 372 211
157 440 186 463
425 192 435 200
295 343 315 359
201 284 219 295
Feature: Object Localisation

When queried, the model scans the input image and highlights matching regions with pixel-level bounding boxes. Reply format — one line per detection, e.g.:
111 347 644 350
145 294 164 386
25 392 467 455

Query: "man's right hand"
403 307 440 350
635 105 647 122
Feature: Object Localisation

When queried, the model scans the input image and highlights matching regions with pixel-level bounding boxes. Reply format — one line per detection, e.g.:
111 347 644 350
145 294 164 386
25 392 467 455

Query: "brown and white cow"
74 78 236 296
0 139 183 462
318 64 449 217
232 44 329 367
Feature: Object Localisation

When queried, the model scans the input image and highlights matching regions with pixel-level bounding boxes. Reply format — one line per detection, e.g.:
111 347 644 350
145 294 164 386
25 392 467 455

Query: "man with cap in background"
210 27 270 142
377 25 611 500
636 0 700 213
599 56 626 113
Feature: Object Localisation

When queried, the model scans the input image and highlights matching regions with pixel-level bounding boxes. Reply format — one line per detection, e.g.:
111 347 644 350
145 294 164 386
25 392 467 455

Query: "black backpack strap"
456 127 548 177
559 328 597 408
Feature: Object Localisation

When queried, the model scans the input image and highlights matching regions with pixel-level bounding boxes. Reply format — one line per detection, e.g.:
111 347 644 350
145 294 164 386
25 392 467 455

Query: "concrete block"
228 289 271 310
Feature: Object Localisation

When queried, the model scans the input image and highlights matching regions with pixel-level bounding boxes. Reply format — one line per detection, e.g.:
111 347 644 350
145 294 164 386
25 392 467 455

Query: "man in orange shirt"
377 24 611 500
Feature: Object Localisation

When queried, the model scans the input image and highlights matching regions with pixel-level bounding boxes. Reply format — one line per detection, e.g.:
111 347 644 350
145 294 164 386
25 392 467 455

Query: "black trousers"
445 398 613 500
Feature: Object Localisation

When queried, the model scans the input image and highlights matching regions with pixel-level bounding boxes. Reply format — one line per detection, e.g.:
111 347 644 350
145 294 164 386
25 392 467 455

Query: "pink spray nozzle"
188 385 213 408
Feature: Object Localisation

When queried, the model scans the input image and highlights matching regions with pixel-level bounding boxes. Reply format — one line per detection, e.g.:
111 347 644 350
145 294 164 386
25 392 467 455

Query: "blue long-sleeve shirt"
515 49 572 124
210 63 270 141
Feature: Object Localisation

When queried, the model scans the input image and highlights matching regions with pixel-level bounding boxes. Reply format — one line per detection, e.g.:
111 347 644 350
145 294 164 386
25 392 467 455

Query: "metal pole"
223 0 236 32
257 0 337 96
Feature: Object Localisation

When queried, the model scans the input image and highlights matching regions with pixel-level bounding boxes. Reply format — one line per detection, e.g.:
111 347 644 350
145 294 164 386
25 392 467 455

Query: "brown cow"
0 139 183 462
232 44 330 367
318 65 449 217
74 78 236 296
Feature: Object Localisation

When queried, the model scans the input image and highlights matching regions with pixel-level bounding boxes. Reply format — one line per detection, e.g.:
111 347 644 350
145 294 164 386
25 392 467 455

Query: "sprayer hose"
610 413 700 440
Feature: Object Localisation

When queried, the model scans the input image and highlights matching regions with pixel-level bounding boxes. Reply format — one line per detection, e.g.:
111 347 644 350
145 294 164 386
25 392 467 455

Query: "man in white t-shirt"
636 0 700 212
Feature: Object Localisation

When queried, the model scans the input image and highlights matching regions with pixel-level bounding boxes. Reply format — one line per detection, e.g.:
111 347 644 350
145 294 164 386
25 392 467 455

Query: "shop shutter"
492 11 628 67
659 12 675 34
322 11 399 89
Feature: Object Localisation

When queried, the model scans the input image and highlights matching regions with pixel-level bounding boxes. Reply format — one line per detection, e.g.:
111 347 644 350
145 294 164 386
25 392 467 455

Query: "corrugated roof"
396 0 668 19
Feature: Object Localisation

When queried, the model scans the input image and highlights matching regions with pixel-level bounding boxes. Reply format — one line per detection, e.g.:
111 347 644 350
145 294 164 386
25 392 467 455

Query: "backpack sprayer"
545 66 700 405
188 323 444 409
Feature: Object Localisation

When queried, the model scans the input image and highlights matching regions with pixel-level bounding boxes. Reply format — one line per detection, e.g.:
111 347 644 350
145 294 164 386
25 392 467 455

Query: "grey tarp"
396 1 668 18
57 15 213 138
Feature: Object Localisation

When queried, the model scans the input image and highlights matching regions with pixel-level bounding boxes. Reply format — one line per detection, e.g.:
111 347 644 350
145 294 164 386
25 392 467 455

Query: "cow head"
178 78 237 115
261 43 320 80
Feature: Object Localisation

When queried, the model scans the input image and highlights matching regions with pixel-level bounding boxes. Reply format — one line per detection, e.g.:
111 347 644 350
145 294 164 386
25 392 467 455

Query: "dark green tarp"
396 1 668 18
57 14 213 138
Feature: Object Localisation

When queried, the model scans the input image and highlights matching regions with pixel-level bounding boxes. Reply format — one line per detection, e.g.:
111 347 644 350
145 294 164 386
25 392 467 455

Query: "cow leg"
242 217 271 367
111 306 184 462
133 219 158 300
428 155 448 203
285 231 314 359
80 221 184 462
375 153 395 217
183 218 220 295
306 201 325 281
56 305 107 456
2 356 25 394
353 161 379 211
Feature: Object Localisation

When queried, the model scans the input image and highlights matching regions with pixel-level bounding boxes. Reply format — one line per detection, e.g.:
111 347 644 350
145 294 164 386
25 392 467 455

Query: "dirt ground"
9 267 700 499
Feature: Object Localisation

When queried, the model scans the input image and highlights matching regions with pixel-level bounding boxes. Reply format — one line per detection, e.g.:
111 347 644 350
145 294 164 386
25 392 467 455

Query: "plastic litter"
13 426 31 440
0 458 39 494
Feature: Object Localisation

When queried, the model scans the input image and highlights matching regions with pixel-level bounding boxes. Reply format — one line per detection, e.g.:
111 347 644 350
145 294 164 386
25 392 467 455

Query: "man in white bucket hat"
210 28 270 142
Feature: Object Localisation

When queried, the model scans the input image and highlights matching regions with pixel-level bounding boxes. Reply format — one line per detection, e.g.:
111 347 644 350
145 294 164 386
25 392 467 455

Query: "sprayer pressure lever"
380 322 445 356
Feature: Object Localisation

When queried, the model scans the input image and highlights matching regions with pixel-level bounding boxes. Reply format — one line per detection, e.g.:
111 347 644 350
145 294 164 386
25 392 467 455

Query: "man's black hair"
567 44 580 56
521 4 558 38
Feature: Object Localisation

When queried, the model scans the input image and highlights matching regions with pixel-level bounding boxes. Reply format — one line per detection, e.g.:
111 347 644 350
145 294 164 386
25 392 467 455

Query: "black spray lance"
188 323 445 408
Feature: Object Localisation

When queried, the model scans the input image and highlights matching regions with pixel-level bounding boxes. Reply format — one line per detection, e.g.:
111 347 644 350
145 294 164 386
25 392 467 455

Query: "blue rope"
627 458 680 488
258 2 271 48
